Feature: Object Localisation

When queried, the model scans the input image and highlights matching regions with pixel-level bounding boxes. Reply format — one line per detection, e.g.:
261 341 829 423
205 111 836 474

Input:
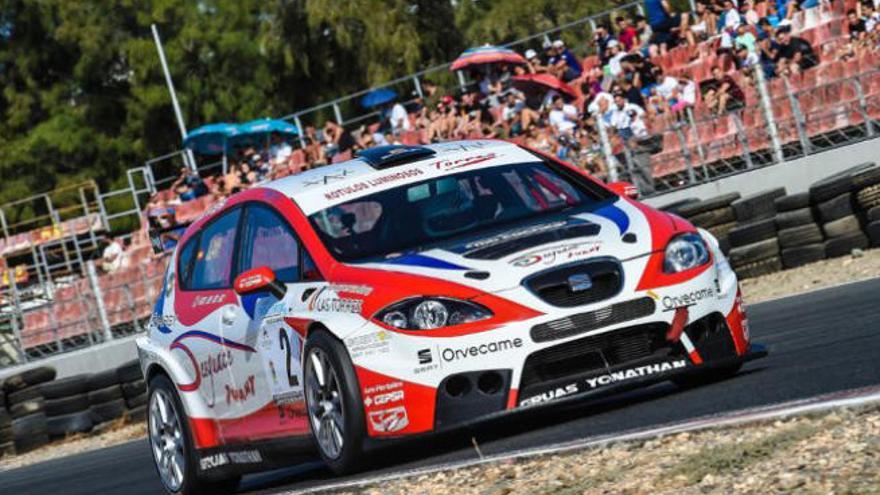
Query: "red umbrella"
450 45 527 71
511 73 578 100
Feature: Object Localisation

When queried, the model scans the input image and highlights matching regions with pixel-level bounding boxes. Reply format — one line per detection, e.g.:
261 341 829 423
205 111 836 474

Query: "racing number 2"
278 329 300 388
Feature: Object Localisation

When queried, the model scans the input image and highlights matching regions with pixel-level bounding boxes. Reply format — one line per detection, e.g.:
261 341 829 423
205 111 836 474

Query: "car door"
173 208 253 436
223 202 320 442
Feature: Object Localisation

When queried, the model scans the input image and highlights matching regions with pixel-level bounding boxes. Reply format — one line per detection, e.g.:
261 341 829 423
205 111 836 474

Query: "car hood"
341 198 685 295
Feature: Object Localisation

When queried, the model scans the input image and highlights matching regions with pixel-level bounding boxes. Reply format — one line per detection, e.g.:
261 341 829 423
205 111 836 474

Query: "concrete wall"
0 336 140 380
643 138 880 208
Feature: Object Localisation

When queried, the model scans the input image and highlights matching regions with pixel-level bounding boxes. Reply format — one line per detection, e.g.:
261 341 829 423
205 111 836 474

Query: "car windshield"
308 161 613 262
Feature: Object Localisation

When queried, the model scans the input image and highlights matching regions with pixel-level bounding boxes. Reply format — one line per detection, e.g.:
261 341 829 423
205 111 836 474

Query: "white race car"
137 140 765 494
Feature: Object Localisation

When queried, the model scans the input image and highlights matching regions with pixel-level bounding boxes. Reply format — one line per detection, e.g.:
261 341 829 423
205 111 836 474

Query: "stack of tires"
809 164 875 258
774 192 826 268
853 166 880 247
42 375 94 439
87 370 128 428
671 193 741 253
727 188 787 279
117 360 147 423
3 367 56 454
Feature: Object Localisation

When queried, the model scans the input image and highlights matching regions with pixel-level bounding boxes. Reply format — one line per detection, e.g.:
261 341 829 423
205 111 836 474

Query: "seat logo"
567 273 593 292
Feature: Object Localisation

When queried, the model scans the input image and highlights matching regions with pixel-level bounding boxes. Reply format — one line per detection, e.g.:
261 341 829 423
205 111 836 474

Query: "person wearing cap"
606 39 627 78
548 39 583 82
524 48 546 74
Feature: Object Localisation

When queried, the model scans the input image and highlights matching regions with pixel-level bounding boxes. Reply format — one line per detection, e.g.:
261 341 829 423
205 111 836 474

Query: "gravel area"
740 247 880 304
337 405 880 495
2 248 879 473
0 422 145 472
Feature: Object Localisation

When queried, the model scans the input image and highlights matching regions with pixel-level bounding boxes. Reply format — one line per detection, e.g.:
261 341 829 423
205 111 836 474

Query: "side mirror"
607 181 639 200
234 266 286 299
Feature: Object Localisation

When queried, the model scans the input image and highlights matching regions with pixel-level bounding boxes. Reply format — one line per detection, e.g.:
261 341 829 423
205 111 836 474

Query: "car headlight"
375 297 493 330
664 232 710 273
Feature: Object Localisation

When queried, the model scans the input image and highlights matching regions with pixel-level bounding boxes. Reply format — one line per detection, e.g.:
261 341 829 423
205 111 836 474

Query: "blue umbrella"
235 118 300 138
361 88 398 108
182 123 240 155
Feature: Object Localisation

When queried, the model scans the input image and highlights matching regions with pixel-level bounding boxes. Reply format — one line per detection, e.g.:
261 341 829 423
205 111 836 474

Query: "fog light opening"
476 371 503 395
445 375 471 398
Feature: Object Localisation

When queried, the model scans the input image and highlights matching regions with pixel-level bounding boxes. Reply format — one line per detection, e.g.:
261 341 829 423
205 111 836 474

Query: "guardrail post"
7 270 27 363
783 77 811 156
686 107 708 180
853 78 875 137
0 209 9 241
674 125 697 183
456 70 467 91
332 102 344 125
593 114 620 182
754 65 785 163
86 261 113 342
293 114 306 149
731 112 754 169
412 76 424 99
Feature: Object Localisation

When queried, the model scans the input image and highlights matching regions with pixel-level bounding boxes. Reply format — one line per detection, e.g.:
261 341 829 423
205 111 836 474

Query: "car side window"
238 204 300 283
190 209 241 290
177 233 199 289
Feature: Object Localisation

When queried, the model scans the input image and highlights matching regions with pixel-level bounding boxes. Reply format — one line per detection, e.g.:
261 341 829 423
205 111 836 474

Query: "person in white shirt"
609 93 646 141
388 102 411 133
606 40 628 78
724 0 741 30
269 134 292 163
100 237 127 273
547 96 578 134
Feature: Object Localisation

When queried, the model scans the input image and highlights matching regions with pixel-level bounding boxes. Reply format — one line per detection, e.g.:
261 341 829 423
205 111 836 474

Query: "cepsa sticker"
509 241 602 267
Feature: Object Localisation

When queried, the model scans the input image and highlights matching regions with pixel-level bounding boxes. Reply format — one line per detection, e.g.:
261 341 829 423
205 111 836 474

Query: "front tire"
147 374 240 495
304 330 367 475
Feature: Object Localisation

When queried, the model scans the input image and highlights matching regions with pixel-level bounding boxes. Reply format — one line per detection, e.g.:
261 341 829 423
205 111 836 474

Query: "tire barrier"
0 360 145 458
661 161 880 279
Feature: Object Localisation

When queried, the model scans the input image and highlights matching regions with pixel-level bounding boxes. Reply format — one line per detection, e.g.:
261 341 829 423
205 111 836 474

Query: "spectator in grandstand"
863 3 880 33
619 75 646 108
303 126 327 167
593 25 615 64
690 2 717 41
609 92 648 142
387 99 412 134
702 66 746 115
616 16 639 51
547 95 579 134
524 49 546 74
420 80 445 111
848 9 869 40
268 133 292 164
171 167 208 202
741 1 761 26
502 91 539 137
633 15 656 55
775 27 818 70
605 40 627 78
547 40 583 82
722 0 742 30
322 120 357 158
645 0 693 51
98 236 128 273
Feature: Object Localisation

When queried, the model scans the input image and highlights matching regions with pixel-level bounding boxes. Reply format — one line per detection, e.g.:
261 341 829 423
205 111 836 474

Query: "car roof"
267 140 538 215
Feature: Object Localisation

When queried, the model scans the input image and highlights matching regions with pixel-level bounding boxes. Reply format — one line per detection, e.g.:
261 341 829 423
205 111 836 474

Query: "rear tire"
148 374 240 495
304 330 367 475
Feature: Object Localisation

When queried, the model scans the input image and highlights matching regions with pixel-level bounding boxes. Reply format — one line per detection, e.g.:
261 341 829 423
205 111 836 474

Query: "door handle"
220 306 237 326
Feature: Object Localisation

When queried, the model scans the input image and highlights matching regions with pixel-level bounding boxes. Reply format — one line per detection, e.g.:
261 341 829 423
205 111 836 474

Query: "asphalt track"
3 278 880 494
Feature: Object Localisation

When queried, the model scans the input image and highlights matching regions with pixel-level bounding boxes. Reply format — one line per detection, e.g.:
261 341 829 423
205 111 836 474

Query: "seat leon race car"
138 140 765 494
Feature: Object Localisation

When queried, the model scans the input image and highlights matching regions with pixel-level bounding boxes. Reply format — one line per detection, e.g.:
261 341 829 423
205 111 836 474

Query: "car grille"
523 259 622 307
520 323 670 389
530 297 656 343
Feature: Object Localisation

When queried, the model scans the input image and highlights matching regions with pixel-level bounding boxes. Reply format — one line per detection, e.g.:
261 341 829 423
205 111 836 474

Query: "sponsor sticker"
228 450 263 464
660 287 715 311
364 382 405 408
439 338 523 362
519 383 579 407
465 221 568 250
199 453 229 470
509 241 602 267
346 331 391 359
584 360 687 389
322 168 424 201
225 375 256 405
368 406 409 433
430 152 498 171
307 287 364 314
193 294 226 307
